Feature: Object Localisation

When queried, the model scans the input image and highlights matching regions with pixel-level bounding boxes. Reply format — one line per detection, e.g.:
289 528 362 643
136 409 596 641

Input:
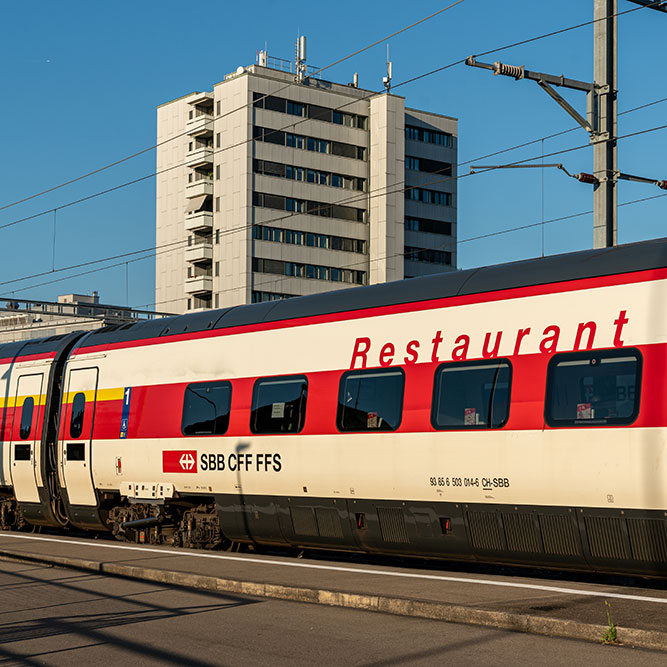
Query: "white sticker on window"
271 402 285 418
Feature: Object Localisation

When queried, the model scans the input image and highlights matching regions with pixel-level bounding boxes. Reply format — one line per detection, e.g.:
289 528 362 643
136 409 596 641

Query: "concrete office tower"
155 50 457 312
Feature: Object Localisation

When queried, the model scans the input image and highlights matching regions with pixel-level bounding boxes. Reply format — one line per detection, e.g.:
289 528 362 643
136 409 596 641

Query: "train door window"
181 381 232 436
337 368 405 432
70 392 86 438
250 375 308 434
545 349 641 427
19 397 34 440
431 359 512 429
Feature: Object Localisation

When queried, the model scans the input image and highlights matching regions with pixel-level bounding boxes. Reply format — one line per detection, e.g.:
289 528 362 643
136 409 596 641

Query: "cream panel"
90 427 667 510
76 278 667 389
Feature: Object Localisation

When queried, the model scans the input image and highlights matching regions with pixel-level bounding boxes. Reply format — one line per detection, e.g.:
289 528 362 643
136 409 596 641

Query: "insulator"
657 180 667 190
493 61 524 79
575 172 598 184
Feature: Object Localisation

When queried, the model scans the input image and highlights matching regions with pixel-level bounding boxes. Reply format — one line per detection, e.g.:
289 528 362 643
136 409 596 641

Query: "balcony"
185 240 213 263
185 147 214 168
185 275 212 295
186 179 213 198
185 211 213 232
186 113 214 137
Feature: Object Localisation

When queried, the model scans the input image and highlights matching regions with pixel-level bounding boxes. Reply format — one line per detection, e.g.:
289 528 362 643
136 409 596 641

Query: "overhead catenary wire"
2 5 666 302
0 1 467 215
3 115 667 296
0 0 659 225
7 136 667 302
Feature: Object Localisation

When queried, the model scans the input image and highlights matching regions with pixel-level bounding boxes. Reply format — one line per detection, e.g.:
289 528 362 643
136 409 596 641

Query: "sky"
0 0 665 311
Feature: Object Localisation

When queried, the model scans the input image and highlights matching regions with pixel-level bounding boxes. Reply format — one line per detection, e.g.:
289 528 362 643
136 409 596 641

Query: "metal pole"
593 0 617 248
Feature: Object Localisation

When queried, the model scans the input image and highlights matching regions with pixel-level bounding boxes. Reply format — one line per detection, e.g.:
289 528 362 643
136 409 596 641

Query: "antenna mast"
383 45 392 93
295 35 307 83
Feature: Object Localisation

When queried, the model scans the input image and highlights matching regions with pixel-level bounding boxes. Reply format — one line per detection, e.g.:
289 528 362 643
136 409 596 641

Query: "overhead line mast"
467 0 665 249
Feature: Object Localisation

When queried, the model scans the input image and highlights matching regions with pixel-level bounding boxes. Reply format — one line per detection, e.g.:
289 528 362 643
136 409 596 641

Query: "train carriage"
2 237 667 575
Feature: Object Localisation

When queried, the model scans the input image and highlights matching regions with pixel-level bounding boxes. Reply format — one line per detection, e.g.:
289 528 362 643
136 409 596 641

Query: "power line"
0 1 466 215
1 0 656 225
3 114 667 296
7 129 667 302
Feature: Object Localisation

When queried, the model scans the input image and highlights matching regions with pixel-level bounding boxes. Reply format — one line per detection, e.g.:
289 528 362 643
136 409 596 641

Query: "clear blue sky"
1 0 665 311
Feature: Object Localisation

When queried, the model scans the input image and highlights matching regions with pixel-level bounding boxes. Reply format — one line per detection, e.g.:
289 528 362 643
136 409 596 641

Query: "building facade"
156 56 457 312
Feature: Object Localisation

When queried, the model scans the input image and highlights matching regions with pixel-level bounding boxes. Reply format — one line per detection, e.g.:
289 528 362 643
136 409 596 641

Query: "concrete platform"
1 531 666 651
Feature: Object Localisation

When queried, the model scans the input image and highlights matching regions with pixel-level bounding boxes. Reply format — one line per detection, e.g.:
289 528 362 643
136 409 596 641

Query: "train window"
545 349 642 427
337 368 405 432
70 392 86 439
431 359 512 429
181 381 232 436
250 375 308 434
19 397 34 440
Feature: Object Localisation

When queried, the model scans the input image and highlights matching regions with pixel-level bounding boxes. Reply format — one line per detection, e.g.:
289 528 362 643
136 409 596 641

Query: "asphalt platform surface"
0 532 666 651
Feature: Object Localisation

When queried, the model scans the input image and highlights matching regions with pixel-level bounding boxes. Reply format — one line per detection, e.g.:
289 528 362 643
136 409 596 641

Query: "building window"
214 293 219 307
70 393 86 439
252 291 296 303
406 156 452 175
254 125 366 161
253 93 367 129
432 360 512 430
405 125 452 147
215 229 220 244
215 197 220 212
187 298 192 310
214 262 219 277
181 381 232 436
253 192 365 223
215 165 220 180
405 217 452 236
405 188 451 206
337 368 405 432
250 375 308 434
254 159 365 192
405 247 451 265
216 100 221 116
253 257 365 285
545 349 642 427
19 397 34 440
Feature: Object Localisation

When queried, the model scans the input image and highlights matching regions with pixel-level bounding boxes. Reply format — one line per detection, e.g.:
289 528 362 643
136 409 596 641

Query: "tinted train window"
251 375 308 434
545 349 641 427
181 381 232 436
19 397 34 440
70 392 86 438
432 359 512 429
337 368 404 432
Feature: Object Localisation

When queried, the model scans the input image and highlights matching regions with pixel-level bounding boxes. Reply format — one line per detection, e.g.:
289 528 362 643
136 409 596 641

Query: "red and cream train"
2 238 667 575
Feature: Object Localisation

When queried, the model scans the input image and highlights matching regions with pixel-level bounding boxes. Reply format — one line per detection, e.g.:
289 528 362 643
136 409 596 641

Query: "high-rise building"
156 47 457 312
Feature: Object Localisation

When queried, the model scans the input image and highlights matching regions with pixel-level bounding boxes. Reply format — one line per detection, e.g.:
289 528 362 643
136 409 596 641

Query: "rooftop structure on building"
0 293 171 343
156 38 458 313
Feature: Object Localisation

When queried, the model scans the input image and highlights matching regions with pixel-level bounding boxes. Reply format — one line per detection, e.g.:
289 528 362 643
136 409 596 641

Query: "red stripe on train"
71 269 667 357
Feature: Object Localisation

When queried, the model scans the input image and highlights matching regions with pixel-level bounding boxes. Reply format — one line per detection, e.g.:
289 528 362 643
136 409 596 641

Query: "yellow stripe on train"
0 394 48 409
61 387 125 404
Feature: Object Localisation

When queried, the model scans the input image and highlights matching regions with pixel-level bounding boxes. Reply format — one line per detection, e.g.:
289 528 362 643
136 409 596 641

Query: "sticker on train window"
545 349 642 427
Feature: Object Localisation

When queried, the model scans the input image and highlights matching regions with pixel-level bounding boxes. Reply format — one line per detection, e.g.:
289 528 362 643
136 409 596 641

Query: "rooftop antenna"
383 44 392 93
295 34 307 83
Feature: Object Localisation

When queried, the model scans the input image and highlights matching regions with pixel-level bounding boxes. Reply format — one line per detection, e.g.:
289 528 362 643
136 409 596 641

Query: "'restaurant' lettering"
349 310 631 369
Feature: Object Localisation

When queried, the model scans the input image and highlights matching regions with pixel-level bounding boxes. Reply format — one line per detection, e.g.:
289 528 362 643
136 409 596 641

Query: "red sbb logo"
162 450 197 473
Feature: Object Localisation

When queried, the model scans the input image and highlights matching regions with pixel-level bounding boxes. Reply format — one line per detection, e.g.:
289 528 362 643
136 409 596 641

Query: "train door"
9 374 43 504
60 367 98 506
